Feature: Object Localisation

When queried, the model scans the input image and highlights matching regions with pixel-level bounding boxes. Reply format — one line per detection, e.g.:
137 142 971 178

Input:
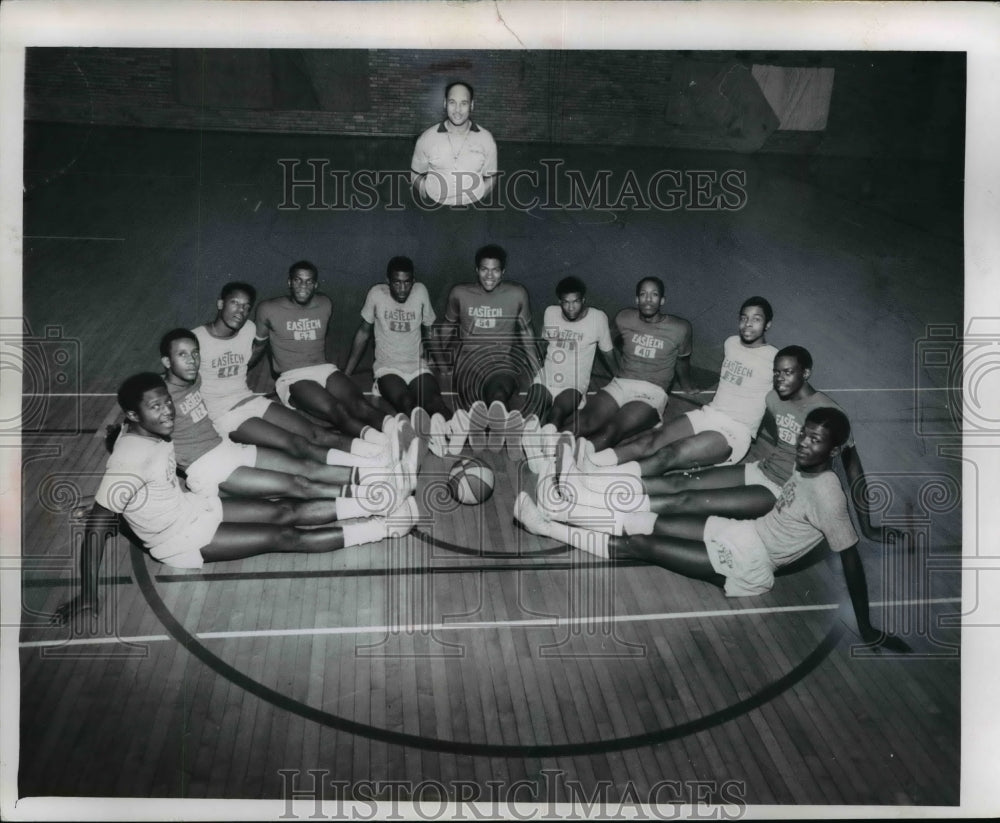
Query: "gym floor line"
20 595 961 649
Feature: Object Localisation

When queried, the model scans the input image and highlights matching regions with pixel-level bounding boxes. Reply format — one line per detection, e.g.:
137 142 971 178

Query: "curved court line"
411 527 567 558
132 543 845 757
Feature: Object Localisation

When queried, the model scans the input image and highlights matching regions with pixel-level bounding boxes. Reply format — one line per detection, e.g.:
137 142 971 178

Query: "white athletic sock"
547 520 610 559
351 438 385 458
325 448 371 467
590 445 618 467
354 463 397 484
545 498 623 535
341 517 388 547
620 510 657 535
571 472 648 506
335 496 374 520
563 476 649 513
582 459 642 479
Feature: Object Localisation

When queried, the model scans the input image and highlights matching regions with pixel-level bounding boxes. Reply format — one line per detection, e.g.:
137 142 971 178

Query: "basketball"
448 457 495 505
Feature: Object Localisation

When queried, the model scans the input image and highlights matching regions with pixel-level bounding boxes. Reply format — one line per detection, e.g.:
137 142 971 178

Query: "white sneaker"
575 437 617 473
383 496 420 539
355 474 407 515
403 438 420 491
447 408 470 455
534 471 567 520
539 423 560 457
520 414 544 461
513 491 552 538
379 416 399 463
394 415 416 465
410 406 430 438
504 409 525 460
529 454 556 478
555 433 577 487
468 400 489 450
362 426 388 445
428 412 449 457
486 400 507 452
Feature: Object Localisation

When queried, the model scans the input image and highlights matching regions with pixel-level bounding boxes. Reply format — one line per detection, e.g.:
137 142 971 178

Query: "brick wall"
24 48 963 159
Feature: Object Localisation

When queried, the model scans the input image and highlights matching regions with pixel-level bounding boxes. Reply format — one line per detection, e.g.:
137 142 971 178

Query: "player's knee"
649 446 678 471
348 397 373 418
288 473 313 495
276 525 302 550
288 434 311 457
666 490 699 515
272 500 299 525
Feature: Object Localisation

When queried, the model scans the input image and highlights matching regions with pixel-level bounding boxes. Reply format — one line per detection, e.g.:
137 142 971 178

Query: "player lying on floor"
52 373 419 624
515 406 908 651
556 346 887 540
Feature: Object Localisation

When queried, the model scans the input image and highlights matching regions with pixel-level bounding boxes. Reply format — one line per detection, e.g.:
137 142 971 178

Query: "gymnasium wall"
24 48 964 159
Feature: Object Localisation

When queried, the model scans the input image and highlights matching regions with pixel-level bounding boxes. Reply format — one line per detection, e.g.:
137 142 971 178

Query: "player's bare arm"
343 319 375 375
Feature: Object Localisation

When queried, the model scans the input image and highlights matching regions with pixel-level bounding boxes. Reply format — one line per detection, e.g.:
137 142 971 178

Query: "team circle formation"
55 81 907 651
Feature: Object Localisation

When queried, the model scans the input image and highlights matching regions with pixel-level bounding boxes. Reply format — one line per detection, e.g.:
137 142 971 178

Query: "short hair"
445 81 474 100
288 260 318 279
775 344 813 372
475 244 507 269
220 281 257 304
805 406 851 448
740 296 773 324
117 372 167 414
386 256 415 278
635 277 665 298
556 276 587 299
159 328 198 358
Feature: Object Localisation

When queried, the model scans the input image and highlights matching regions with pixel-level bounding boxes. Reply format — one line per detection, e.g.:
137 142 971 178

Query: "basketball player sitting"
569 277 695 451
343 256 452 457
194 280 400 467
516 407 909 651
254 260 410 443
439 244 542 455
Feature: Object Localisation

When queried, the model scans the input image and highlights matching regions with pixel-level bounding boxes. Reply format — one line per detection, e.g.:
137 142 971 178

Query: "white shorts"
185 440 258 497
372 363 431 397
212 394 273 437
147 493 223 569
685 406 753 466
743 461 784 500
602 377 668 417
275 363 339 408
703 516 776 597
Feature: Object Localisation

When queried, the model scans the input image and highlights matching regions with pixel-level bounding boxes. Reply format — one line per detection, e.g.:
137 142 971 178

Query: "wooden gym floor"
15 122 962 806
